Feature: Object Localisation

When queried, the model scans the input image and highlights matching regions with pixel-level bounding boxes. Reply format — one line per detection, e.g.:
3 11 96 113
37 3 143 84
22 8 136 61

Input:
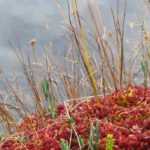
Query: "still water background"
0 0 150 74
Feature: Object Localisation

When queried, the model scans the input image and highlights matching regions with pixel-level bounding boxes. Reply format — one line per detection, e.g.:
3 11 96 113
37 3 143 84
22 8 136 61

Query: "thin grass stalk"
0 102 24 119
66 0 98 96
11 47 44 115
4 79 29 115
0 105 16 134
111 0 127 88
22 58 44 115
88 2 118 91
45 56 58 111
72 0 98 96
62 75 78 99
63 50 80 99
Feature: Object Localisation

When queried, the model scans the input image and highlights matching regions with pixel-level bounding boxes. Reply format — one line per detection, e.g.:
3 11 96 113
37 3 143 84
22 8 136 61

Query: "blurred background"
0 0 149 74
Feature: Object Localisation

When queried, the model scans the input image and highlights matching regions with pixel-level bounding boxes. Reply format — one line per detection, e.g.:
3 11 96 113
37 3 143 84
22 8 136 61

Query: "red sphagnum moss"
0 86 150 150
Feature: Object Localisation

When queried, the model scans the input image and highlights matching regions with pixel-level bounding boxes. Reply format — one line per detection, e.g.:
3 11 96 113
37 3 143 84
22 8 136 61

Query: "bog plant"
0 0 150 149
106 134 115 150
88 121 100 150
41 79 57 118
0 86 149 149
60 139 70 150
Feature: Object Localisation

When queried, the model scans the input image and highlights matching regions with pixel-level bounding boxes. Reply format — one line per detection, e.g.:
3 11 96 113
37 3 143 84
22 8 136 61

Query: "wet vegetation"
0 0 150 149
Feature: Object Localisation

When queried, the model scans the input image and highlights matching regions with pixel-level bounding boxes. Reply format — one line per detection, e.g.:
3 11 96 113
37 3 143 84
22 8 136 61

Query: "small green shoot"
41 79 49 99
88 121 100 150
41 79 57 118
78 135 84 148
141 60 148 87
106 134 115 150
60 139 70 150
67 117 75 125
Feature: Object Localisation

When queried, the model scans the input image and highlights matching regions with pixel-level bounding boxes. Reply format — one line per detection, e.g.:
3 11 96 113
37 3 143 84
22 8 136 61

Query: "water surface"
0 0 149 72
